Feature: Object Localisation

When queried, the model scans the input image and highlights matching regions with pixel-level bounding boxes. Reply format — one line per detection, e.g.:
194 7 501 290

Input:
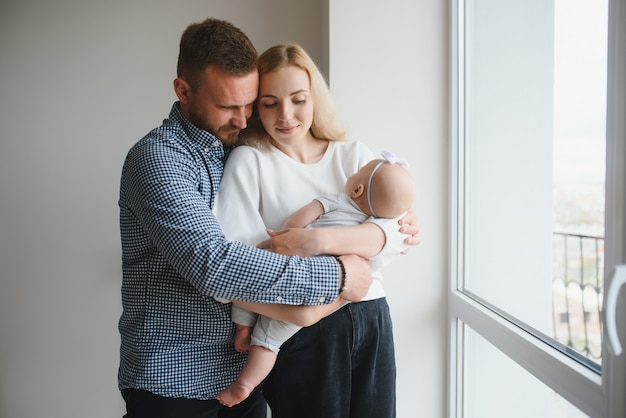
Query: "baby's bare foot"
216 382 253 407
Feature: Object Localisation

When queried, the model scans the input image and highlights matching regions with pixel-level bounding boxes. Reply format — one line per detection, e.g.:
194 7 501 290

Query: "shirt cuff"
366 213 410 262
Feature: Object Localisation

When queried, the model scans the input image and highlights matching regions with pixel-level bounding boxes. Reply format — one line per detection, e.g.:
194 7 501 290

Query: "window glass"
464 325 589 418
462 0 607 367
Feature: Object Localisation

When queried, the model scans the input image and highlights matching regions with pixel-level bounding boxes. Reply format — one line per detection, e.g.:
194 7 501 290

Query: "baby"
217 151 416 407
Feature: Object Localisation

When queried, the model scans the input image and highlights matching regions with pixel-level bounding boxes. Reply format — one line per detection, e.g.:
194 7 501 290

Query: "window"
448 0 626 416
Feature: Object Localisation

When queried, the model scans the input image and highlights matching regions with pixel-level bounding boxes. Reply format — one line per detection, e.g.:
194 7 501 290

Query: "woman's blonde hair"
241 43 346 147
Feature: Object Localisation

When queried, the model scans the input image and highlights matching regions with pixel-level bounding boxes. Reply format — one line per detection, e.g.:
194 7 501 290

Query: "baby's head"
345 155 416 218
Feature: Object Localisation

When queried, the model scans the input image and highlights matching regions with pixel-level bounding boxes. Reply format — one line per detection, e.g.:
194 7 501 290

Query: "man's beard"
218 128 241 146
187 110 240 146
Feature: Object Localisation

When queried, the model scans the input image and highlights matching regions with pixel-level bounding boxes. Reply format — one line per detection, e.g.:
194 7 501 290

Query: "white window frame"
447 0 626 416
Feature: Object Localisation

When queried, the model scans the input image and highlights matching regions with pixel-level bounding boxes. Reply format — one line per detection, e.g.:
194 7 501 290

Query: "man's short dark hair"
177 18 258 90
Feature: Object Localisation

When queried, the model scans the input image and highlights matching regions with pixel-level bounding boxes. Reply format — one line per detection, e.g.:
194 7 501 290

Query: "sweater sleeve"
215 146 269 246
366 214 410 270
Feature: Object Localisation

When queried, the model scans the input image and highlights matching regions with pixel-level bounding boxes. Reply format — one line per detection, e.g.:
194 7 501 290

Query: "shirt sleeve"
366 213 410 267
122 139 338 305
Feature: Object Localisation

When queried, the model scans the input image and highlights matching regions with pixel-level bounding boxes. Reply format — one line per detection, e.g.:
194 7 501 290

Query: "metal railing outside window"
552 232 604 365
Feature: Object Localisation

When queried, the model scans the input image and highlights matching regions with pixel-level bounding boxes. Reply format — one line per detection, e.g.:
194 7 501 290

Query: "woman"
215 43 415 418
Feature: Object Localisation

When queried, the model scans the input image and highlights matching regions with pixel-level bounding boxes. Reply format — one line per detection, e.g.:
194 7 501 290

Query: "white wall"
330 1 448 417
0 0 448 417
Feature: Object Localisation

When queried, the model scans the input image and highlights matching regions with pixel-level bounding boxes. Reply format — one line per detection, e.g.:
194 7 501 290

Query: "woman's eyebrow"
259 89 309 99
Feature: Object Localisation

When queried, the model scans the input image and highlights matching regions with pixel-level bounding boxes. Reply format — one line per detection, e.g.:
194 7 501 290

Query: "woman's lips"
277 125 297 134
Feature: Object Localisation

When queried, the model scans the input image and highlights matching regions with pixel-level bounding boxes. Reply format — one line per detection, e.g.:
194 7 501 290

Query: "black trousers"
121 387 266 418
263 298 397 418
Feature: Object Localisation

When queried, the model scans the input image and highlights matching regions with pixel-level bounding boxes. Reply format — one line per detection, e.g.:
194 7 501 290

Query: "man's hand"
399 208 420 253
337 254 372 302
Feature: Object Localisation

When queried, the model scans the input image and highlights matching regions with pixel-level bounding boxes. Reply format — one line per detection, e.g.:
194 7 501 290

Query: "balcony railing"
552 232 604 365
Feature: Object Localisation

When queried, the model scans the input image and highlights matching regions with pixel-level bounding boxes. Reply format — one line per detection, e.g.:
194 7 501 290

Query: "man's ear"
173 78 191 104
349 184 365 198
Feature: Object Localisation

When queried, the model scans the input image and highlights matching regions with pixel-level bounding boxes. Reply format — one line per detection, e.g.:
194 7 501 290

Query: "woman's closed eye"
292 94 308 105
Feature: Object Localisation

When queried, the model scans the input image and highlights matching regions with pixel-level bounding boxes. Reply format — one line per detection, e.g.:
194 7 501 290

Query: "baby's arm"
280 200 324 229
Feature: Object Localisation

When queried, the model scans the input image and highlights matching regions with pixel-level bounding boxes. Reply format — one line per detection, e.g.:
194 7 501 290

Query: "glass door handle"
606 264 626 356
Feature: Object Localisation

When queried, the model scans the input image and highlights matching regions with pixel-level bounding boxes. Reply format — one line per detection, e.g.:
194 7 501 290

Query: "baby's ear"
350 184 365 198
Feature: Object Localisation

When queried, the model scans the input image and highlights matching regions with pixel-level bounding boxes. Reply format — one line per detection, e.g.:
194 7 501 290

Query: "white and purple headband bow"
367 151 410 217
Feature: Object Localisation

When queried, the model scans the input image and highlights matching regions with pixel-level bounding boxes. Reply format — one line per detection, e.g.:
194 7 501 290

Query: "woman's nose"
278 103 292 121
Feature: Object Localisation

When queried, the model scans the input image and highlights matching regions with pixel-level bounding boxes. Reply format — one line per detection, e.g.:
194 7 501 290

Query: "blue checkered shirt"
118 102 339 399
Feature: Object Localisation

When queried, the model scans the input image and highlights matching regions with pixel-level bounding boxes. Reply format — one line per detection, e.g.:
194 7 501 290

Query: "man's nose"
231 107 248 129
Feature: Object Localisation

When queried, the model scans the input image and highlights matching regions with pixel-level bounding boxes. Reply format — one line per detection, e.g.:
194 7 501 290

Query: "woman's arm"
266 207 420 258
266 222 386 258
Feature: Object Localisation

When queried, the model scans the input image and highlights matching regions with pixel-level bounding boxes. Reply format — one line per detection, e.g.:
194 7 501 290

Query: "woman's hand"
399 208 420 253
259 228 322 257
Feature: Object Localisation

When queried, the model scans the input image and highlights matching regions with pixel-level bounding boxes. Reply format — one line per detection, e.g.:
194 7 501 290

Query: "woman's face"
257 65 314 147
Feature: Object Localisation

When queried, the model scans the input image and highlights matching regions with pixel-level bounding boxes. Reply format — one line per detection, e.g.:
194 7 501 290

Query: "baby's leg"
216 345 277 407
234 324 253 352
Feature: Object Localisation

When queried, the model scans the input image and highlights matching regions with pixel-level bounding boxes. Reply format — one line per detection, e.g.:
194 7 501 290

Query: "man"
118 19 417 418
118 18 377 417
